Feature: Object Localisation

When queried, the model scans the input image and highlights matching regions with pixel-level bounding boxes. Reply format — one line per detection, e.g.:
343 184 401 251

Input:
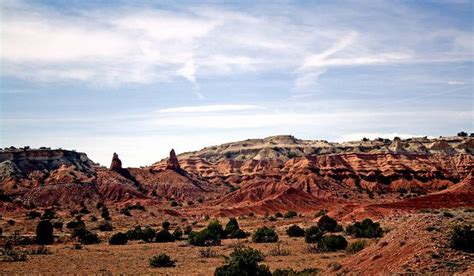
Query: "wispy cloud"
158 104 264 113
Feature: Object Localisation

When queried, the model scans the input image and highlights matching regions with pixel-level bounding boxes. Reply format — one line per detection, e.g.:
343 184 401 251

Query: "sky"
0 0 473 167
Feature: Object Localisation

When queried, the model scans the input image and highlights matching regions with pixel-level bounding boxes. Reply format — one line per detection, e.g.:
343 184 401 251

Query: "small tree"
214 246 271 276
305 226 323 243
36 220 54 245
155 229 175 243
286 224 305 237
109 232 128 245
252 226 279 243
189 229 221 246
450 225 473 253
162 221 170 230
225 218 247 239
346 218 383 238
149 253 176 267
283 210 297 219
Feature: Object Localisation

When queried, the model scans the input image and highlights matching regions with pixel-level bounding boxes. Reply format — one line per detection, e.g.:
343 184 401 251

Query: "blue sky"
0 0 473 166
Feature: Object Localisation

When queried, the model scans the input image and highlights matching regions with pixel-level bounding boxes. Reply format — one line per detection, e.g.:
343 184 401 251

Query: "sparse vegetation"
252 226 279 243
199 247 219 258
317 235 348 252
224 217 247 239
98 221 113 231
305 226 323 243
72 227 100 245
155 229 175 243
346 218 383 238
317 215 342 232
314 209 327 218
214 246 271 276
283 210 297 219
109 232 128 245
272 268 322 276
149 253 176 268
346 239 368 254
268 243 290 256
27 210 41 220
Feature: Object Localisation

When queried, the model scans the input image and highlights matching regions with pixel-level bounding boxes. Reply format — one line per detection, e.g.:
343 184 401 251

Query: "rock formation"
166 149 181 171
110 152 122 171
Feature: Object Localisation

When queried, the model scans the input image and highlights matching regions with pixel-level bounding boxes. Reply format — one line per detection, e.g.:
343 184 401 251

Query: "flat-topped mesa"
110 152 123 171
166 149 181 171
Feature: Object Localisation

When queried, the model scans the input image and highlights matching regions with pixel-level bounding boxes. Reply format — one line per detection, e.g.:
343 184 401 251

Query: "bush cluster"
214 247 271 276
304 226 323 243
346 239 368 254
346 218 383 238
72 227 100 245
126 226 156 242
317 235 348 252
283 210 297 219
109 232 128 245
273 268 322 276
450 225 473 253
317 215 342 232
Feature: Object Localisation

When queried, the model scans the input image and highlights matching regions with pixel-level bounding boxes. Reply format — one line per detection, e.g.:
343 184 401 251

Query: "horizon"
1 0 473 167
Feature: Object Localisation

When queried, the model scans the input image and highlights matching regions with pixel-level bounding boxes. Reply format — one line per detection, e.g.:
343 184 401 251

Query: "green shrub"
207 220 226 238
162 221 170 230
346 218 383 238
225 218 247 239
72 227 100 245
252 226 279 243
305 226 323 243
149 253 176 267
317 235 347 252
98 221 113 231
275 212 283 218
41 209 56 220
109 232 128 245
287 225 305 237
189 229 221 246
52 221 63 230
101 207 110 220
317 215 341 232
184 225 193 235
284 211 297 219
268 216 277 222
119 208 131 216
141 226 156 242
314 209 328 218
155 229 175 243
346 239 368 254
36 220 54 245
450 225 473 253
66 220 85 229
170 200 178 207
172 227 183 240
214 246 271 276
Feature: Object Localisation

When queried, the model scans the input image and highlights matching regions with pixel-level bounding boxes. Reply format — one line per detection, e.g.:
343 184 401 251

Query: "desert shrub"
225 218 248 239
346 218 383 238
101 207 110 220
149 253 176 267
27 245 51 255
317 235 348 252
7 219 15 225
187 200 194 205
252 226 278 243
317 215 341 232
449 225 473 253
162 221 170 230
275 212 283 218
72 227 100 245
27 210 41 220
170 200 178 207
305 226 323 243
52 221 63 230
199 247 219 258
79 206 90 214
1 247 27 262
141 226 156 242
197 197 204 203
119 208 131 216
273 268 322 276
98 221 113 231
268 216 277 222
214 246 271 276
287 225 305 237
207 220 226 238
189 229 221 246
346 239 368 254
268 243 290 256
155 229 175 243
284 210 297 219
109 232 128 245
443 211 454 218
314 209 328 218
457 131 468 137
172 227 183 240
42 209 56 220
184 225 193 235
36 220 54 245
66 220 85 229
90 215 98 222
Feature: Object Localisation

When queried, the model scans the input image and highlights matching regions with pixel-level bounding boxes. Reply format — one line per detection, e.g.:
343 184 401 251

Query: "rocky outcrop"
166 149 181 171
110 152 122 171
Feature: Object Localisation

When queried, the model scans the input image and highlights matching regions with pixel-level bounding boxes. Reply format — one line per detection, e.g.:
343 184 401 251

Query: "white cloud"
158 104 264 113
447 80 466 85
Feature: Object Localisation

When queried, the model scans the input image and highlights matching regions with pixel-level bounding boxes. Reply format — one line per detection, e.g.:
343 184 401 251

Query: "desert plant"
72 227 100 245
41 209 56 220
449 225 473 253
317 215 341 232
155 229 175 243
52 221 63 230
170 200 178 207
346 218 383 238
149 253 176 267
275 212 283 218
162 221 170 230
272 268 322 276
98 221 113 231
141 226 156 242
172 227 183 240
189 229 221 246
252 226 279 243
346 239 368 254
214 246 271 276
305 226 323 243
27 210 41 220
268 243 290 256
66 220 85 229
109 232 128 245
317 235 348 252
36 220 54 245
287 224 305 237
27 245 51 255
199 247 219 258
101 207 110 220
184 225 193 235
314 209 328 218
284 210 297 219
225 218 248 239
